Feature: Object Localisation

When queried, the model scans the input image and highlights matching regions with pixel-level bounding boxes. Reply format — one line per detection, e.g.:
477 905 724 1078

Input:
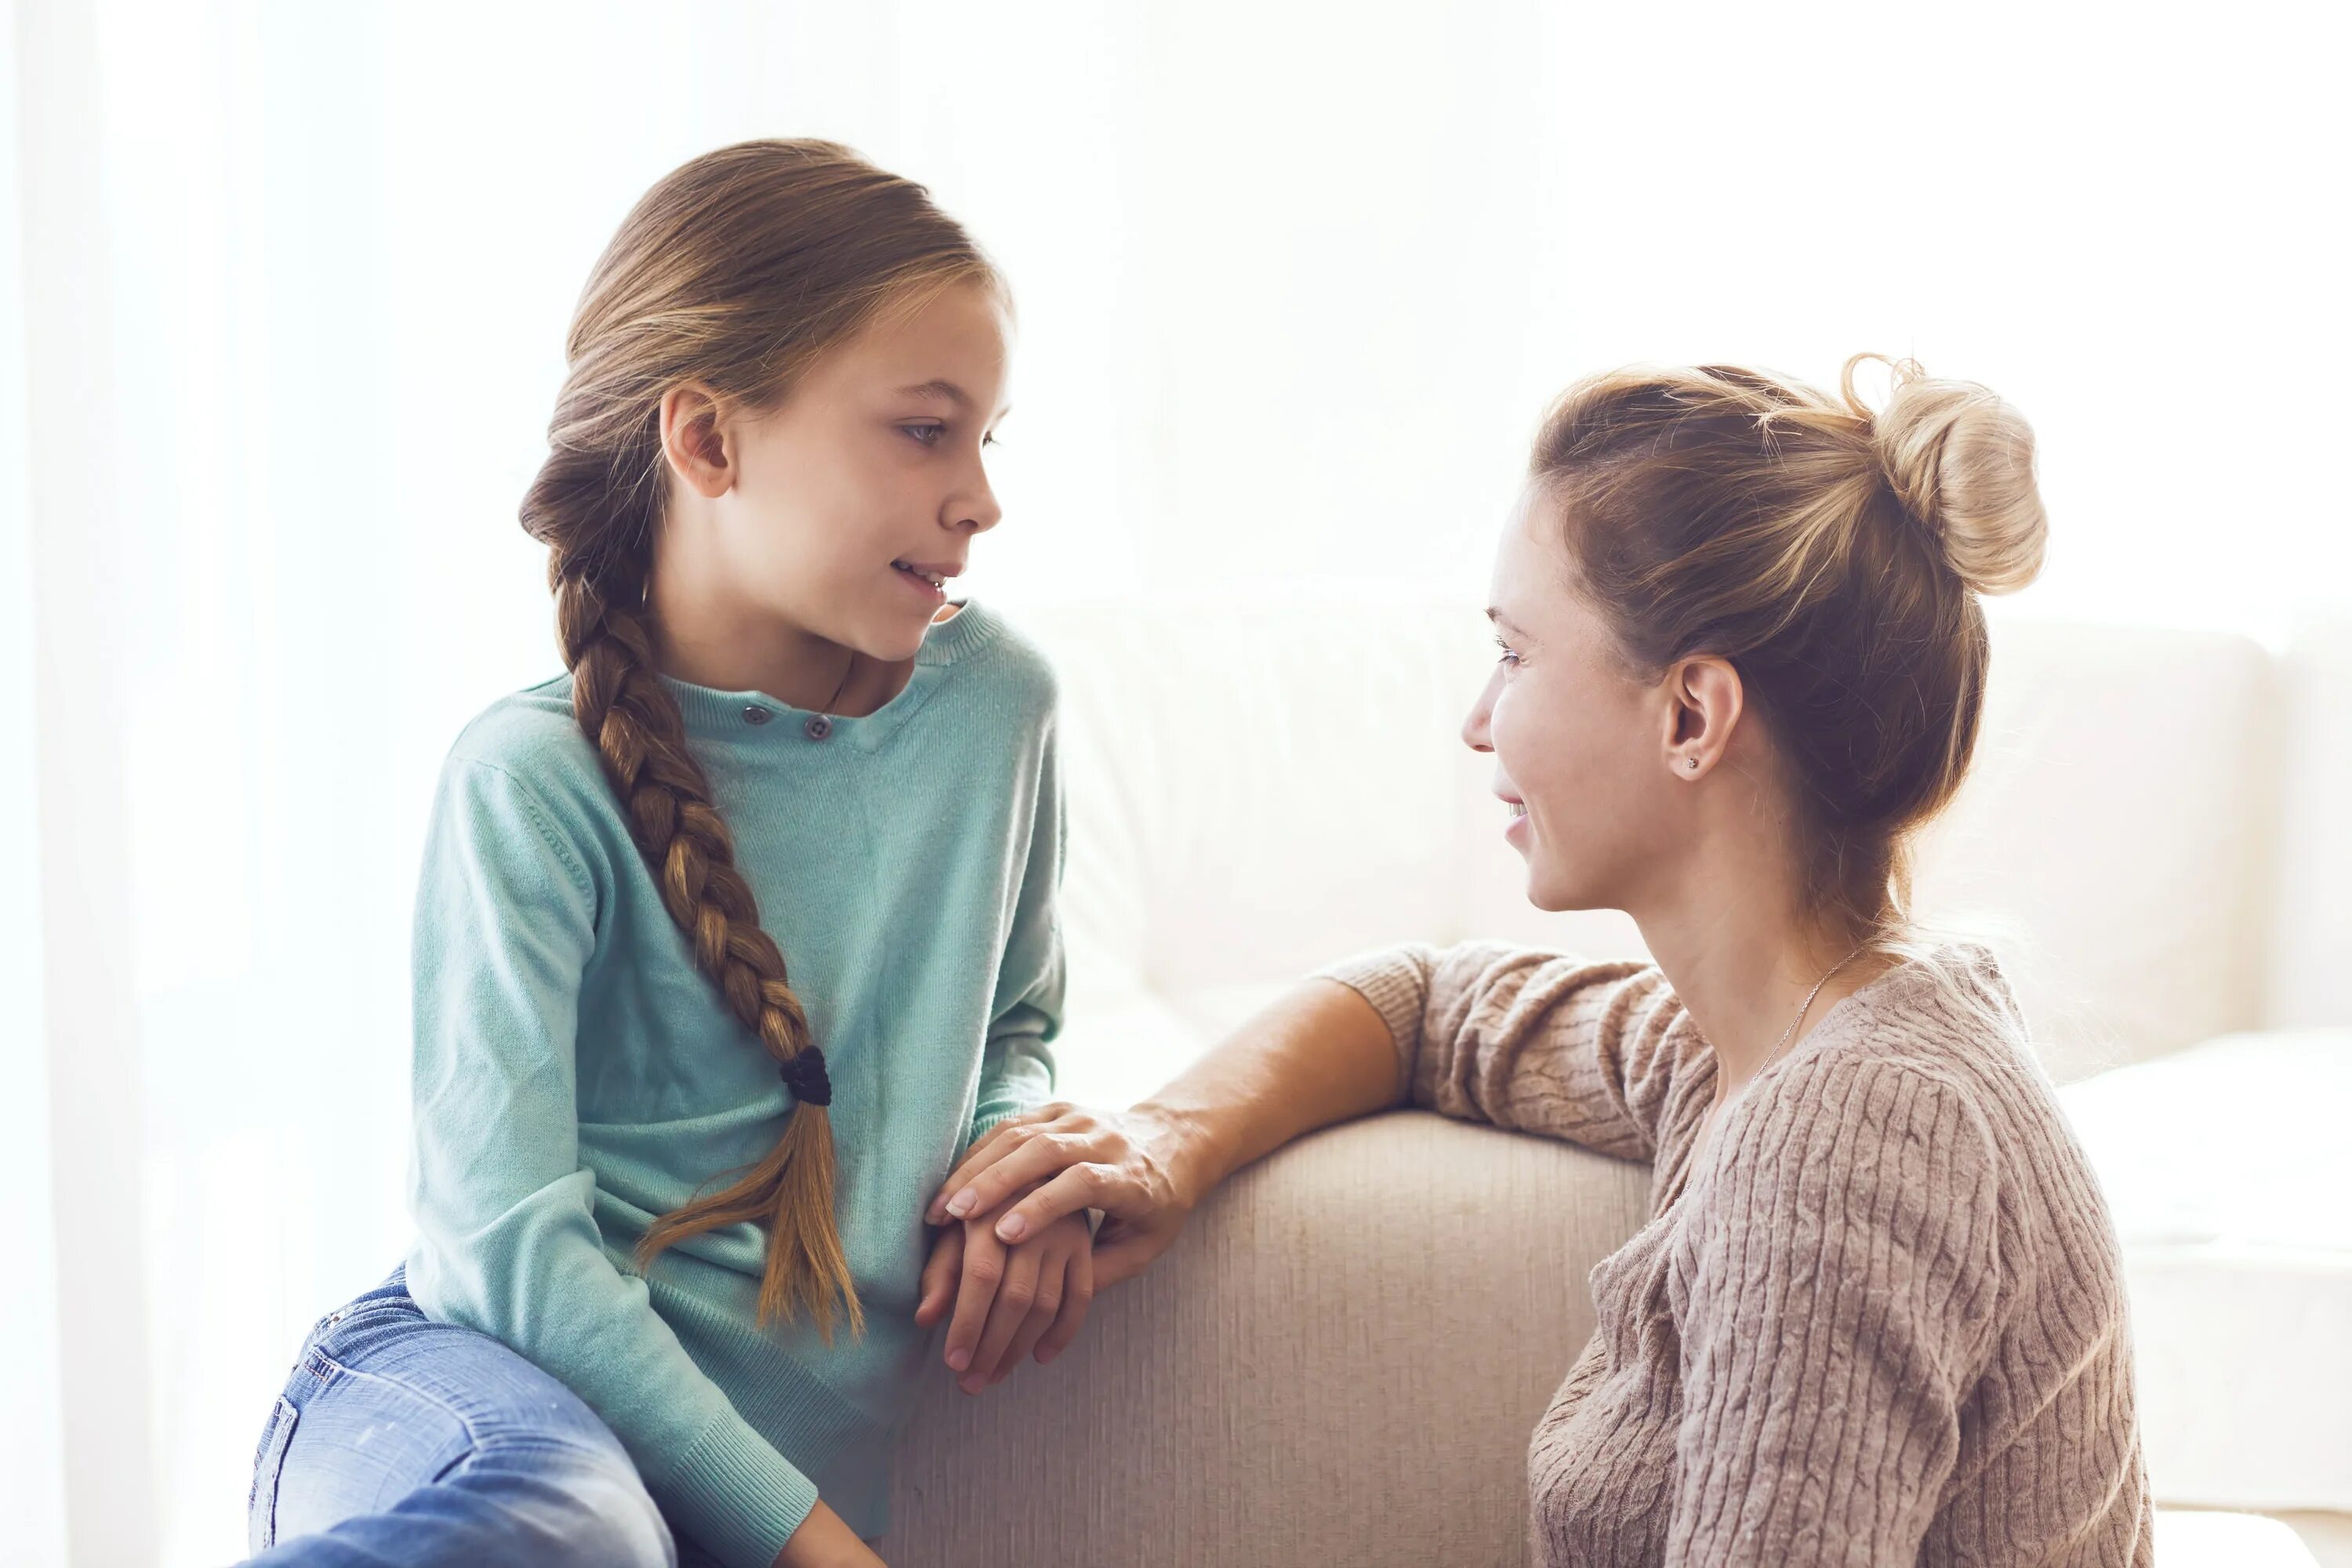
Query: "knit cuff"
1308 946 1429 1103
654 1412 821 1568
965 1103 1041 1152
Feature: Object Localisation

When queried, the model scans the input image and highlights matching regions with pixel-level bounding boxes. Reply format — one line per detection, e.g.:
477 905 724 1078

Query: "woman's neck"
1634 859 1892 1104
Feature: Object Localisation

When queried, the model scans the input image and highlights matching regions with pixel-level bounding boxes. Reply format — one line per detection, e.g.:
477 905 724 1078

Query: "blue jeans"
242 1266 728 1567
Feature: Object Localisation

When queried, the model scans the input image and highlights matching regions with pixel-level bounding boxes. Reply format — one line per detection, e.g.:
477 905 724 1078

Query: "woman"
924 357 2153 1564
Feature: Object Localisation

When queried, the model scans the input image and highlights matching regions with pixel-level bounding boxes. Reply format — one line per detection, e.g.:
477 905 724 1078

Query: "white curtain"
5 1 2344 1563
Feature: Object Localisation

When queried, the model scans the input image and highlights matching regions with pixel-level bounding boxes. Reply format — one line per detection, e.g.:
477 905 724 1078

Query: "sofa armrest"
889 1109 1652 1566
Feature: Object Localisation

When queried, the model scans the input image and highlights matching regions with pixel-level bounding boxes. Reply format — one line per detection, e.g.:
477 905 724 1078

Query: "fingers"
935 1134 1084 1228
925 1118 1033 1225
941 1224 1005 1377
925 1102 1082 1225
912 1224 964 1329
964 1236 1047 1392
989 1243 1069 1385
989 1163 1109 1245
1085 1208 1188 1290
1029 1240 1093 1369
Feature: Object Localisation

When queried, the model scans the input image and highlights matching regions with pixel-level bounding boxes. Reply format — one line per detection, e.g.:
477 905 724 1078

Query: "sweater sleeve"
405 756 819 1568
1665 1055 2002 1566
965 719 1066 1152
1310 940 1704 1160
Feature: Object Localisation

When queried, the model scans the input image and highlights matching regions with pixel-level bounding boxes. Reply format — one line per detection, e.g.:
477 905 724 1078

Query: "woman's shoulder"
1759 942 2068 1185
1809 942 2036 1092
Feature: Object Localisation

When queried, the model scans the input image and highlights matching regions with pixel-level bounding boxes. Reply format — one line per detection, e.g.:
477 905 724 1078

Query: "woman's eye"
903 423 947 447
1494 637 1521 668
982 432 1000 448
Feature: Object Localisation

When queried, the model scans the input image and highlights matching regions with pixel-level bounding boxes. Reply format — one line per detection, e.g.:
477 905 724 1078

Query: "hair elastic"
779 1047 833 1108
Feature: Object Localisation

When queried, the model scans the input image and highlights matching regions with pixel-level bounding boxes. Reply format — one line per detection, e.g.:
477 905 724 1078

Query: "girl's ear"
1663 654 1744 781
659 383 735 499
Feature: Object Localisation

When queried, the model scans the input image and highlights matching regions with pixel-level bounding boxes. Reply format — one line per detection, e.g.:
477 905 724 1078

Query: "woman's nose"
1461 668 1500 752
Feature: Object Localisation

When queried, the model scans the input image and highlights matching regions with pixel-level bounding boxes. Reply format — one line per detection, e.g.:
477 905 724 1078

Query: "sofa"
884 599 2352 1566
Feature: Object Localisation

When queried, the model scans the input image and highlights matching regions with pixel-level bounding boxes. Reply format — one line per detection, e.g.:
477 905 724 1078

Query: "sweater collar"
660 598 1004 753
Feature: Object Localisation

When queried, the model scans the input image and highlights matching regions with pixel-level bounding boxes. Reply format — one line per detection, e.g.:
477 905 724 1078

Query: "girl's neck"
645 572 913 717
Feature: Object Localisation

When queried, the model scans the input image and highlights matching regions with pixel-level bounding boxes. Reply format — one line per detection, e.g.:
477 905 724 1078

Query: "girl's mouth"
891 560 947 603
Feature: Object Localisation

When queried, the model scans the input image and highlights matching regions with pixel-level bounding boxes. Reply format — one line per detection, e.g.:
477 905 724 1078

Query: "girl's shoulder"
928 600 1060 721
437 673 615 826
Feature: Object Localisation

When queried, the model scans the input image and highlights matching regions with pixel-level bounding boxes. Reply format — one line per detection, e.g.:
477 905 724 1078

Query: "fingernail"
996 1214 1026 1242
947 1348 970 1371
946 1191 975 1218
1036 1345 1058 1365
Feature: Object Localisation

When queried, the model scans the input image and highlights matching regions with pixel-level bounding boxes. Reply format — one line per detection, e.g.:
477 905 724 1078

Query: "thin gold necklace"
1758 944 1867 1080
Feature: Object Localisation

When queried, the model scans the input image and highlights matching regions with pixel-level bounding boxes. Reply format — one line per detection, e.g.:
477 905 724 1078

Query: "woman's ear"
659 383 735 499
1663 655 1744 780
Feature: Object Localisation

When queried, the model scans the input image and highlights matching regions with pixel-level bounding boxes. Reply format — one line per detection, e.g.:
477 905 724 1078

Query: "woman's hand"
922 1103 1208 1290
913 1201 1094 1392
771 1498 888 1567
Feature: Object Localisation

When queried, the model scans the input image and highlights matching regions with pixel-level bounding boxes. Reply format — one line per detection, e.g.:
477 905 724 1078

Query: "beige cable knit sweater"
1316 940 2152 1567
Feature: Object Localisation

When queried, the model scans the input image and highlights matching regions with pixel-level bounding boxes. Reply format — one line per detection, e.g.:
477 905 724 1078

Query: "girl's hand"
913 1204 1094 1392
771 1498 888 1567
924 1102 1205 1289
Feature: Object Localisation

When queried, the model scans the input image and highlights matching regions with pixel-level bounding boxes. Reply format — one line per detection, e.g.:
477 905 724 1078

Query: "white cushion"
2154 1510 2321 1566
2061 1030 2352 1512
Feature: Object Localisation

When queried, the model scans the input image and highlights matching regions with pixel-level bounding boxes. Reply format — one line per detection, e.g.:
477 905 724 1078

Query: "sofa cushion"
2060 1029 2352 1512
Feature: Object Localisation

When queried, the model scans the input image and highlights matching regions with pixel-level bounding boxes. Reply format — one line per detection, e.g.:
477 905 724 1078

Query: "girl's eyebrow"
895 379 1012 421
1486 608 1528 635
896 379 967 405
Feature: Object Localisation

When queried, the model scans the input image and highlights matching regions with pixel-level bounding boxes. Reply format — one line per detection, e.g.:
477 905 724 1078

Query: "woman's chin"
1520 858 1599 915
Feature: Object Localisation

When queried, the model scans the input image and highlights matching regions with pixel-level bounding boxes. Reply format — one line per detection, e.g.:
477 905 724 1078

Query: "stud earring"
1686 757 1700 770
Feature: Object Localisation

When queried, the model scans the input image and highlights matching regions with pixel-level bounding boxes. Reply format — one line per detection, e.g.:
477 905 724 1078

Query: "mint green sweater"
401 601 1062 1566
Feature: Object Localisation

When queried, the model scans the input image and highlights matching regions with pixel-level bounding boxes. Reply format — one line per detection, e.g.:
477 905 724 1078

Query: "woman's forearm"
1136 977 1402 1203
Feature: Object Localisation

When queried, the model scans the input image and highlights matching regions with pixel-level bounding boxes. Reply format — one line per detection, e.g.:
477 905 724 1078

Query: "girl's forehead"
852 285 1011 377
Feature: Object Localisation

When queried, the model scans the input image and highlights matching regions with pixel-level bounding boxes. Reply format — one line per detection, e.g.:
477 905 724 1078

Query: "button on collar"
742 705 771 726
804 714 834 741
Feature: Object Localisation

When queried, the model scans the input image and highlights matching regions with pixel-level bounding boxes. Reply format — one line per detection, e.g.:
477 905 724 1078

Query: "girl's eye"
903 424 1001 450
1494 635 1521 668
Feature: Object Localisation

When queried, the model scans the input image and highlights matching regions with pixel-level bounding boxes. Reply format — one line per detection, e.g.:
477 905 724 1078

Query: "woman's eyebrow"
1486 608 1528 635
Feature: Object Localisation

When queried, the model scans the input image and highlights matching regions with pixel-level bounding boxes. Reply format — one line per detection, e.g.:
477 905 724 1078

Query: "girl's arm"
964 723 1066 1152
407 755 860 1568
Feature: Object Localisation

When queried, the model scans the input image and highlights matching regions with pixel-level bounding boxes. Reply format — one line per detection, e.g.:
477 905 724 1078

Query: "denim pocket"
245 1396 300 1554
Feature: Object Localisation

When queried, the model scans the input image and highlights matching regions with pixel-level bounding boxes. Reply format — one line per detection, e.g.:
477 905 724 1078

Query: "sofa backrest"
1014 599 2286 1083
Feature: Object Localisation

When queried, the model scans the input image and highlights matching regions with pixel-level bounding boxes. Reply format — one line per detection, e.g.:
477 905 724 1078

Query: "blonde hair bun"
1844 354 2047 597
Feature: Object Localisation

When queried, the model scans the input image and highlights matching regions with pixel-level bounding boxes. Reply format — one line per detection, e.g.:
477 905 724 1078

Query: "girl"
241 140 1094 1568
931 358 2155 1563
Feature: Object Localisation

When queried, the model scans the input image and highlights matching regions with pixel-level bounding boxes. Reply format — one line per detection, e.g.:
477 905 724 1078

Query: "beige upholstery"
891 1114 1650 1566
